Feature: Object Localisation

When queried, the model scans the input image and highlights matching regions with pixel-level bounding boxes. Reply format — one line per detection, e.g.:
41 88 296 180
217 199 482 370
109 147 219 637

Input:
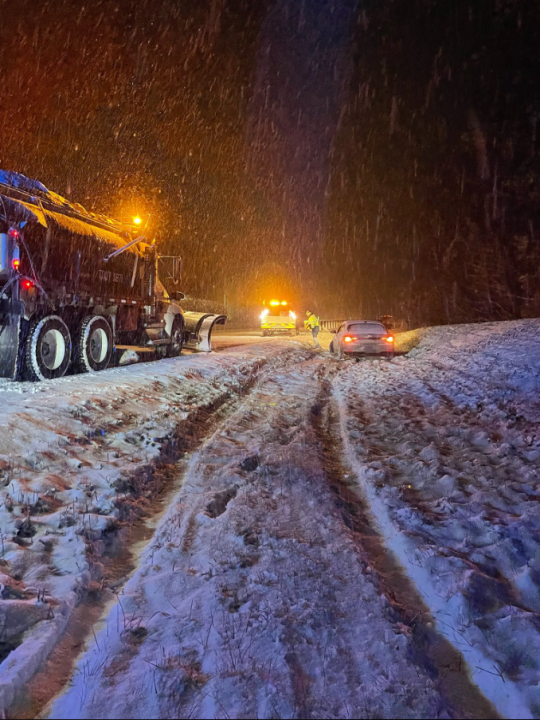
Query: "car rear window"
347 322 386 335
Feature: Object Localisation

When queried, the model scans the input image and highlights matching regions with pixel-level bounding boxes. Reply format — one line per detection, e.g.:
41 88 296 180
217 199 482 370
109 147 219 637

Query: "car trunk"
343 324 390 353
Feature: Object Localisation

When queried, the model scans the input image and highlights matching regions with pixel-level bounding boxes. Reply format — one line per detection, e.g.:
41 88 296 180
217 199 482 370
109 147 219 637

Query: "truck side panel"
24 227 146 305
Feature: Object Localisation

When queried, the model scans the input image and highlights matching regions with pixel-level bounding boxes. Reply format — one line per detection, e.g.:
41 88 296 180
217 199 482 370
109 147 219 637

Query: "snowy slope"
334 319 540 718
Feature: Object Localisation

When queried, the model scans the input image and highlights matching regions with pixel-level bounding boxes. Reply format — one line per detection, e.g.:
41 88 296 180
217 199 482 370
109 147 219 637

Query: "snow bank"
334 319 540 718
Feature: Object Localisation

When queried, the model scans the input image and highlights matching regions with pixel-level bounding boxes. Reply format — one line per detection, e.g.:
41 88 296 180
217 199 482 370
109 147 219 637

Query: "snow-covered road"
0 343 295 712
47 353 475 720
1 321 539 718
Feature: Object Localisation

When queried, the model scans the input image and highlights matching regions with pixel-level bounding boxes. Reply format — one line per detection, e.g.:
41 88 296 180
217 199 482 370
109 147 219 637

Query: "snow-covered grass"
393 327 428 353
49 355 446 720
0 345 293 712
333 319 540 718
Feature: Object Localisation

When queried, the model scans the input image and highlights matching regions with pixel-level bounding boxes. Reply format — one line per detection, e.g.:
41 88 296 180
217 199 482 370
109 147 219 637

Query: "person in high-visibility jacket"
304 310 320 348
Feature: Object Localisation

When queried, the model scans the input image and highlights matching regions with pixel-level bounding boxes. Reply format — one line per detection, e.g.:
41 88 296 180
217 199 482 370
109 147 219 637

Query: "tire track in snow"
312 369 498 720
8 353 290 719
47 354 449 720
333 336 540 718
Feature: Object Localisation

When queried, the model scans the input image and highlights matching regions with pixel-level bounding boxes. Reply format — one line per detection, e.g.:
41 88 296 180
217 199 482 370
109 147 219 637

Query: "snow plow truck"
260 300 298 336
0 171 225 381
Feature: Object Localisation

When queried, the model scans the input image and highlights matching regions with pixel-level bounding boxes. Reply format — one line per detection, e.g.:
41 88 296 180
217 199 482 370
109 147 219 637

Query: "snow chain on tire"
76 315 114 373
25 315 72 381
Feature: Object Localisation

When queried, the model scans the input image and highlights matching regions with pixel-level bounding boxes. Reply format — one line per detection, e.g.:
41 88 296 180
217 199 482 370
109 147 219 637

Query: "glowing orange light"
270 300 280 306
133 216 142 226
344 336 354 343
281 301 287 305
12 259 20 270
385 336 394 343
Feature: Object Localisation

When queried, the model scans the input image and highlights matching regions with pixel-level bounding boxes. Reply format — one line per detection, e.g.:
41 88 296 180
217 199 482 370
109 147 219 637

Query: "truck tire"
25 316 72 381
168 315 184 357
76 315 113 373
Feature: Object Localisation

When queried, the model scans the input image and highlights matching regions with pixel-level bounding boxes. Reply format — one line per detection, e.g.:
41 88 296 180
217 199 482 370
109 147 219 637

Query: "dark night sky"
244 0 357 307
1 0 539 323
325 0 540 324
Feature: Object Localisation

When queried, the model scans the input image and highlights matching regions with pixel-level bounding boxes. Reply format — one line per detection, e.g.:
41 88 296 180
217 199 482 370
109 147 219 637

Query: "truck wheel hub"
89 328 108 363
40 329 66 371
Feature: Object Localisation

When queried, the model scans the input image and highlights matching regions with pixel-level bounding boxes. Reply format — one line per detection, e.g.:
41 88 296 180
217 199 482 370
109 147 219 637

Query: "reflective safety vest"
305 314 319 329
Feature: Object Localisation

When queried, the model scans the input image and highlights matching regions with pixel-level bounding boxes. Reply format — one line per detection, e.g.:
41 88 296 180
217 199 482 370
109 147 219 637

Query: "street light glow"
133 216 142 225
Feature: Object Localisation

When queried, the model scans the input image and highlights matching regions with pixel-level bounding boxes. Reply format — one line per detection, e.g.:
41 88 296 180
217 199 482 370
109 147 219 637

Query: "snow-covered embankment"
335 320 540 718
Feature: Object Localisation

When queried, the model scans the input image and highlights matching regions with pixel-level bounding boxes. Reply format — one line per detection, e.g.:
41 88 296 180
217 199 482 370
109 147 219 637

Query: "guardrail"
319 319 404 332
319 319 344 332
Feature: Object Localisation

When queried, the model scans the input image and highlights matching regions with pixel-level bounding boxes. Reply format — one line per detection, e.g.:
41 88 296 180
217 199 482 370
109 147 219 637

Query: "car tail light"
344 335 357 343
384 335 394 343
